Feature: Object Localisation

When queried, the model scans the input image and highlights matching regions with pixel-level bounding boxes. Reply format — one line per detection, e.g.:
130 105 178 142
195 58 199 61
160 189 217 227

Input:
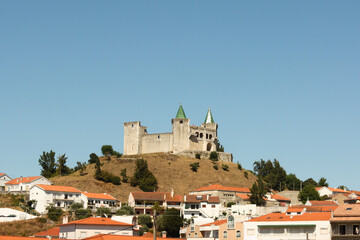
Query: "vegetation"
209 151 218 161
121 168 129 183
216 141 224 152
88 153 99 164
101 145 122 157
47 206 63 221
303 178 318 188
130 159 158 192
0 218 52 237
39 150 57 178
244 171 248 179
237 163 242 170
195 153 201 159
96 171 121 185
70 203 91 220
253 159 287 191
56 153 71 176
189 162 200 172
298 185 321 204
116 205 135 215
213 165 218 170
221 164 229 171
318 177 329 187
338 185 348 190
74 161 87 175
96 207 111 217
249 178 267 206
226 202 235 207
157 208 183 238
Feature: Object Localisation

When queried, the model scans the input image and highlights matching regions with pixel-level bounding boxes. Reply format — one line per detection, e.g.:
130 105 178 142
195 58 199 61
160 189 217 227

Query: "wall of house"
60 225 133 239
141 133 173 153
0 175 11 191
219 221 244 240
30 186 50 214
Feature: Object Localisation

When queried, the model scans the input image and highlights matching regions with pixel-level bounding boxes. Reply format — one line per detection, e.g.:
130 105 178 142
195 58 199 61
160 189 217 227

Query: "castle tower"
201 107 218 151
172 104 190 153
123 121 147 155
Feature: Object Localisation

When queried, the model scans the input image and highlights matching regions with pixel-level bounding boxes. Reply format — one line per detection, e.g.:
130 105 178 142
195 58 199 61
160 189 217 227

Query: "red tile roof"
236 193 250 200
36 184 81 193
344 197 360 202
333 204 360 217
316 187 349 193
82 192 116 200
349 190 360 196
83 234 181 240
59 217 133 226
6 176 42 185
287 205 338 213
201 219 227 226
248 212 332 222
193 184 250 193
33 227 60 237
184 195 220 203
269 194 291 202
0 237 44 240
308 200 338 206
131 192 167 201
0 173 6 176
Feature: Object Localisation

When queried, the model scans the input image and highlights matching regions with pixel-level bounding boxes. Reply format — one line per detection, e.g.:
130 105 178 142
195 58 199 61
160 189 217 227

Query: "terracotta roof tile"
33 227 60 237
83 234 181 240
236 193 250 200
270 194 291 201
131 192 167 201
184 195 220 203
309 200 338 206
201 219 227 226
165 194 182 202
36 184 81 193
59 217 133 226
333 204 360 217
6 176 42 185
248 212 331 222
193 184 250 193
287 205 338 212
82 192 116 200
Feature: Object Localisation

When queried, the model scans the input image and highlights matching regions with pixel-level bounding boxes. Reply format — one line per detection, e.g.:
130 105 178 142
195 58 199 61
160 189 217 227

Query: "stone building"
123 105 232 161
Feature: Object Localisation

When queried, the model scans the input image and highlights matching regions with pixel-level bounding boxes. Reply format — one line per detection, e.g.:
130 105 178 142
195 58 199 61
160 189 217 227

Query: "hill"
50 153 257 202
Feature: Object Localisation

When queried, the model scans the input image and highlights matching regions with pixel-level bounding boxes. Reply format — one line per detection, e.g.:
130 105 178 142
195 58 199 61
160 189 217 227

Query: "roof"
184 195 220 203
165 193 182 202
82 192 116 200
333 204 360 217
84 234 181 240
0 173 7 177
175 104 186 119
131 192 167 201
269 194 291 202
204 107 214 123
247 212 332 222
308 200 338 206
349 190 360 195
36 184 81 193
33 227 60 237
193 184 250 193
201 219 227 227
236 193 250 200
316 187 349 193
6 176 42 185
287 205 338 213
344 197 360 202
59 217 133 227
0 237 45 240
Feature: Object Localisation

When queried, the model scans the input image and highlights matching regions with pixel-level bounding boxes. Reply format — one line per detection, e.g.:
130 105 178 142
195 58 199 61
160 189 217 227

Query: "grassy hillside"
50 153 257 202
0 218 54 236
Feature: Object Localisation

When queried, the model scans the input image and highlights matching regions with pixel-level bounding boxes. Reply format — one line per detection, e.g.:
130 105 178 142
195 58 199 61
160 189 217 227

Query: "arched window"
200 133 203 138
195 132 199 137
228 215 235 229
209 134 212 139
206 133 209 139
236 230 241 238
223 231 227 239
194 233 197 238
207 143 212 151
180 120 183 124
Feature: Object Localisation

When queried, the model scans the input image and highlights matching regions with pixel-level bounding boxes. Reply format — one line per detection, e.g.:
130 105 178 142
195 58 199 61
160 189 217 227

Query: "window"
180 120 183 124
80 232 87 238
212 205 215 208
223 231 227 238
227 215 234 229
339 225 346 235
236 230 241 238
320 227 328 235
206 133 209 139
353 225 359 235
209 134 212 139
200 133 203 138
202 204 206 208
194 233 197 238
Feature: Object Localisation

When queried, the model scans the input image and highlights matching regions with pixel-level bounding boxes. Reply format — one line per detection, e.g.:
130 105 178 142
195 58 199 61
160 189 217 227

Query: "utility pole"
153 209 156 240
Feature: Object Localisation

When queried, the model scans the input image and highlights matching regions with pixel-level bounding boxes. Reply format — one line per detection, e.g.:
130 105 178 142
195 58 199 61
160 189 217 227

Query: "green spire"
176 104 187 119
204 107 214 123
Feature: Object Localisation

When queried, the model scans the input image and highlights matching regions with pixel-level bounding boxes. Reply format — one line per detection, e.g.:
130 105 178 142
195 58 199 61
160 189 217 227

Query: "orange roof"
344 197 360 202
236 193 250 200
131 192 168 201
193 184 250 193
165 193 182 202
6 176 42 185
309 200 338 206
201 219 227 226
59 217 133 226
184 195 220 203
0 173 7 176
333 204 360 217
36 184 81 193
0 237 45 240
349 190 360 196
270 194 291 202
83 234 181 240
328 187 349 193
33 227 60 237
288 205 338 212
286 206 305 213
82 192 116 200
248 212 332 222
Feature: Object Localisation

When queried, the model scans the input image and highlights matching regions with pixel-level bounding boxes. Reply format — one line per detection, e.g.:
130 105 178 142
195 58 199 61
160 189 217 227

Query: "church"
123 105 232 162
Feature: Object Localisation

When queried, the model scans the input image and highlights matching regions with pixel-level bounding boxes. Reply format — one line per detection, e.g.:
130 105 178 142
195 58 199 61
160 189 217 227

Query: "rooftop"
6 176 42 185
82 192 116 200
201 219 227 227
59 217 133 227
308 200 339 206
36 184 81 193
33 227 60 237
193 184 250 193
248 212 332 222
184 195 220 203
84 234 181 240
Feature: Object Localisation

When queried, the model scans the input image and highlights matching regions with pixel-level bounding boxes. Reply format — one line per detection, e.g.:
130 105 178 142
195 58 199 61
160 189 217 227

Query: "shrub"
121 168 128 183
101 145 114 156
75 208 92 219
47 206 63 221
237 163 242 170
88 153 99 164
116 205 135 215
113 151 122 158
226 202 235 208
70 203 83 210
209 151 218 161
213 165 218 170
130 159 158 192
96 171 121 185
189 162 200 172
222 164 229 171
138 214 153 228
96 207 111 217
195 153 201 159
244 171 249 179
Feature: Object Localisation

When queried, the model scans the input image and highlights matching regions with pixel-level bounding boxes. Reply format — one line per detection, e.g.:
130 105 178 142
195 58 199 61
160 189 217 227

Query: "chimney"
171 188 174 197
184 196 187 201
27 176 29 181
62 215 68 224
162 231 167 238
207 195 209 201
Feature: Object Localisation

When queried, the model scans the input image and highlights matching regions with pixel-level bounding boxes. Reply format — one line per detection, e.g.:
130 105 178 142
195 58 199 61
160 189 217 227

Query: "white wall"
60 224 133 239
0 208 37 222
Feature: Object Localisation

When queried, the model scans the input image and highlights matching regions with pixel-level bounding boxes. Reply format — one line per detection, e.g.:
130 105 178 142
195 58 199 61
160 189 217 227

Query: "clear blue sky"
1 1 359 190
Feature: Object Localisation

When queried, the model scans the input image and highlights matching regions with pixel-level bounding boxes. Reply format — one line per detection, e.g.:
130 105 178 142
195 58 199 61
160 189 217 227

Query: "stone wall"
141 133 173 154
177 150 233 162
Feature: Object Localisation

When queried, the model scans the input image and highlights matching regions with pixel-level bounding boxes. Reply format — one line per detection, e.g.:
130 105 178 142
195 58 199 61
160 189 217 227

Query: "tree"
56 153 71 176
121 169 128 183
298 184 321 204
303 178 318 188
47 206 63 221
74 161 87 175
285 173 302 190
237 163 242 170
253 159 287 191
94 157 101 179
96 207 111 217
138 214 153 228
189 162 200 172
116 205 135 215
249 178 267 206
88 153 99 164
39 150 56 178
338 185 348 191
318 177 329 187
209 151 218 161
157 208 183 238
101 145 114 156
130 159 158 192
221 164 229 171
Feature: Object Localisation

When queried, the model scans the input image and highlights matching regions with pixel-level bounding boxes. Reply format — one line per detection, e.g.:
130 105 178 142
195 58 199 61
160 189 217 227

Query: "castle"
123 105 233 162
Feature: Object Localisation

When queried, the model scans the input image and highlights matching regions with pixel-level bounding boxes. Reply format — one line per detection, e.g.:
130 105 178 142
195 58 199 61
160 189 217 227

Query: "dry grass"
0 218 55 236
50 153 257 202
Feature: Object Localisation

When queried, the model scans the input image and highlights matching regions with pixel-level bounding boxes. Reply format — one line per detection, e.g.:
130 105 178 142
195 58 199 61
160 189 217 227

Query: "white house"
243 211 332 240
231 204 287 218
59 217 134 239
30 184 82 214
316 187 349 197
81 192 119 212
0 208 37 222
0 173 12 192
5 176 52 194
183 194 220 219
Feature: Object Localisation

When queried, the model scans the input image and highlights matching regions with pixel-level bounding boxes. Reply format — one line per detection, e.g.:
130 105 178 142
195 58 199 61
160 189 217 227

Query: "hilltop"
50 153 257 202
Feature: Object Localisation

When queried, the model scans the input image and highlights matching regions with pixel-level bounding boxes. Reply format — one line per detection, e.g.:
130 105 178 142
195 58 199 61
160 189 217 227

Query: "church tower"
172 104 190 153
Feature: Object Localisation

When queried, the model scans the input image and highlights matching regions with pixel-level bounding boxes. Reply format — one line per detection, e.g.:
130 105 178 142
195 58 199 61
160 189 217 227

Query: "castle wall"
141 133 173 154
172 118 190 153
178 151 233 162
123 121 147 155
189 125 217 152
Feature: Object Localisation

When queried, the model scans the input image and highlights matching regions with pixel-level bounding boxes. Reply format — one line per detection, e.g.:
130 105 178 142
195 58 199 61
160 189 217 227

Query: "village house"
128 191 182 215
316 187 349 197
231 204 287 218
305 200 339 207
5 176 52 194
0 173 12 192
33 227 60 239
331 204 360 239
183 194 220 219
81 192 119 212
264 194 291 207
59 217 134 239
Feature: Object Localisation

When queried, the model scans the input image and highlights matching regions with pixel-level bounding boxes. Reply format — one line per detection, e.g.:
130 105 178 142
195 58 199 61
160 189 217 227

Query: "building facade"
6 176 52 194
